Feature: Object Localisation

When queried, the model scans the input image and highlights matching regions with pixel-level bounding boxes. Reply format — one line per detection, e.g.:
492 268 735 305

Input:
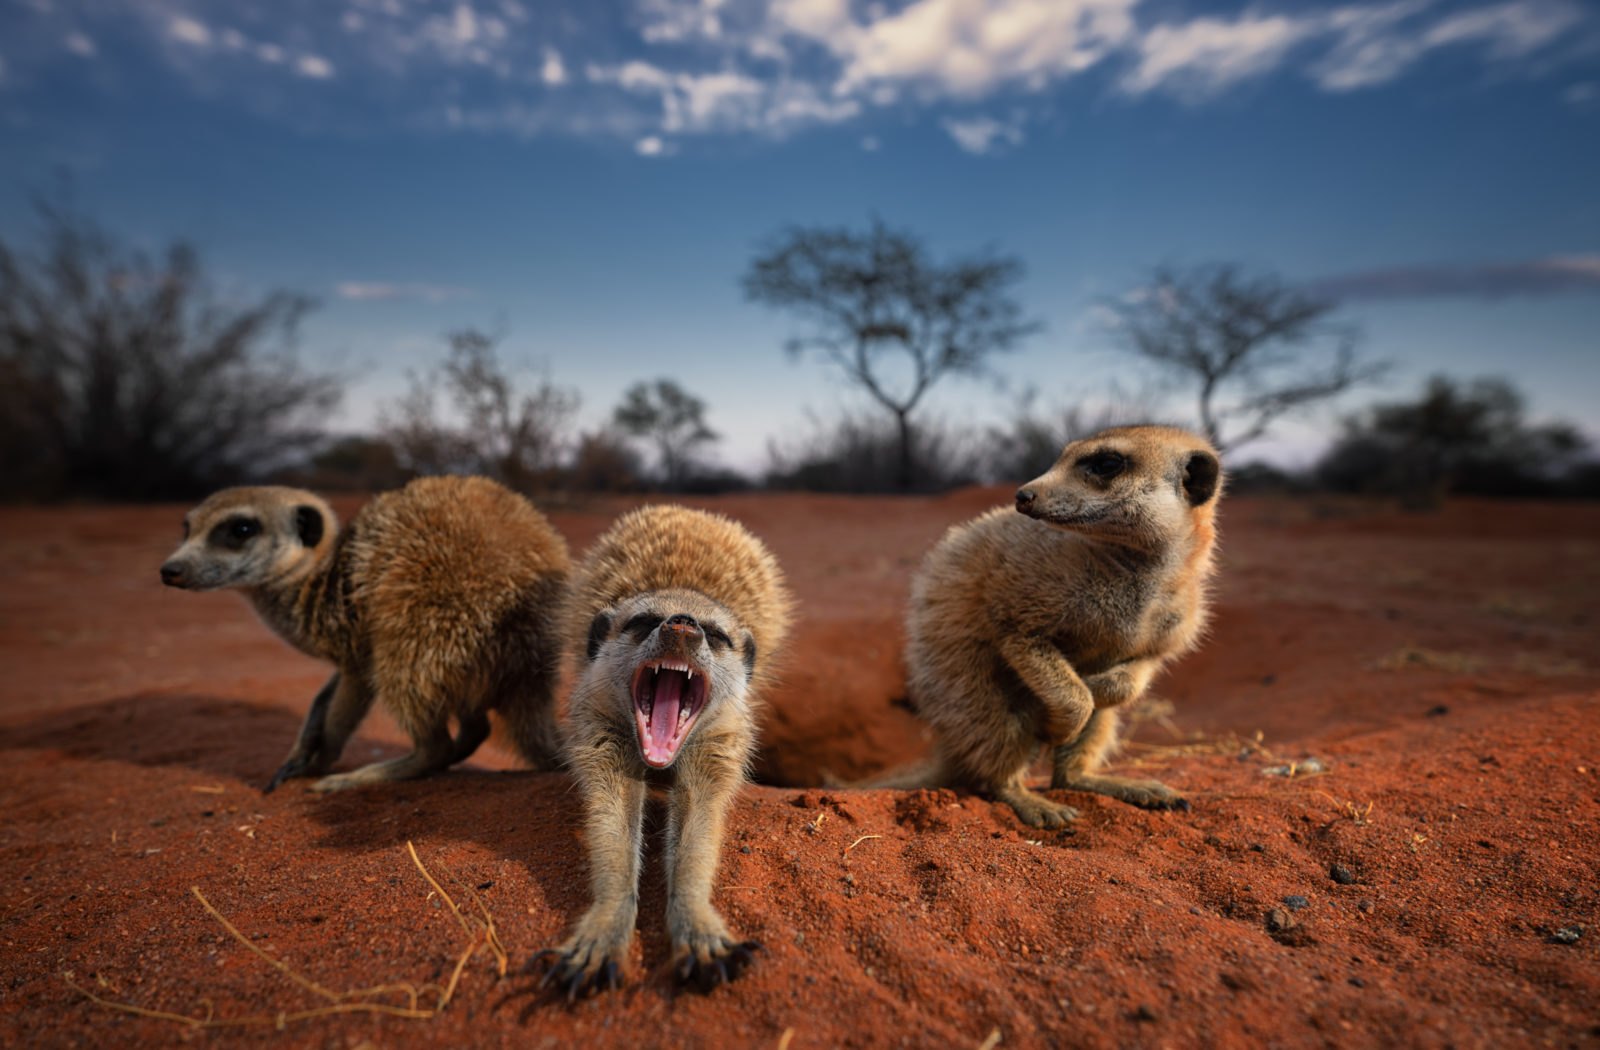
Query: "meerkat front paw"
672 928 761 993
264 753 324 794
525 928 631 1002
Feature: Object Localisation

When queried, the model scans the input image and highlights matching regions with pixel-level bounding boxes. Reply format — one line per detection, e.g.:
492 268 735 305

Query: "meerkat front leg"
265 672 340 793
664 742 760 992
529 740 647 1000
988 634 1096 828
266 672 375 793
1082 657 1162 710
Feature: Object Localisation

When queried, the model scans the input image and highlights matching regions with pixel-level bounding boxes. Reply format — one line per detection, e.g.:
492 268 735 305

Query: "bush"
0 198 339 501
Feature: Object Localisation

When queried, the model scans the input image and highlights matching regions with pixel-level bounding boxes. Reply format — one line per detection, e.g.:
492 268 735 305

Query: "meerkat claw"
263 758 310 794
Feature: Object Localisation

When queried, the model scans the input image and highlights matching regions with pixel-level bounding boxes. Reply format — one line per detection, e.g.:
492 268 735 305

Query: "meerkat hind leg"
309 721 455 792
1051 709 1189 812
992 773 1081 829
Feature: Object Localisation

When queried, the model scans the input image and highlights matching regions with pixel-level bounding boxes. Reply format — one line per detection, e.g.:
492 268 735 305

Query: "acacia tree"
383 328 578 492
1105 263 1385 452
0 197 338 500
612 378 718 490
744 219 1038 490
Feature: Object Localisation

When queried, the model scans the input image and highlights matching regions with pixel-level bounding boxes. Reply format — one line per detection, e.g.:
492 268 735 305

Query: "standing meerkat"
530 504 792 997
159 476 570 792
880 425 1222 828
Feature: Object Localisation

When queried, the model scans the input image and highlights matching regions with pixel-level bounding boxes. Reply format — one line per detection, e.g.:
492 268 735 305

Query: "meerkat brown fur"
531 505 792 997
891 425 1222 828
159 476 570 792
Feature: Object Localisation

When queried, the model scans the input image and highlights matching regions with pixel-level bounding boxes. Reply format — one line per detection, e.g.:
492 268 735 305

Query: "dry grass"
63 840 502 1030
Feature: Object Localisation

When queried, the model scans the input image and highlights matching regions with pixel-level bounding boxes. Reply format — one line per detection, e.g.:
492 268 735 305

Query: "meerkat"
529 504 792 998
159 476 570 792
873 425 1222 828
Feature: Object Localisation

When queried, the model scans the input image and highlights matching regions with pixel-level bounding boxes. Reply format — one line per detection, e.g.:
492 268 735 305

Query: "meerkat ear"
294 505 325 547
741 633 757 681
586 611 613 661
1182 451 1221 506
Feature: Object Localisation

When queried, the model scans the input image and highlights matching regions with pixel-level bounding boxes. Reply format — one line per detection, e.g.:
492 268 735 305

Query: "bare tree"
1104 263 1385 451
744 219 1038 490
612 378 719 490
0 196 338 500
382 328 578 492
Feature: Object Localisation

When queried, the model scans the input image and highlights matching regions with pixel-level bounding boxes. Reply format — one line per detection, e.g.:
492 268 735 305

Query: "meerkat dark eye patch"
1078 450 1127 481
209 516 261 550
294 505 324 548
586 611 615 661
704 624 733 651
1183 450 1222 506
621 613 664 643
741 634 757 680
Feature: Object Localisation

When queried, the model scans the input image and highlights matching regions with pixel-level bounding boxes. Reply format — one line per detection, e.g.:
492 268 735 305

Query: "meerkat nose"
159 562 186 587
663 613 701 638
1015 488 1036 510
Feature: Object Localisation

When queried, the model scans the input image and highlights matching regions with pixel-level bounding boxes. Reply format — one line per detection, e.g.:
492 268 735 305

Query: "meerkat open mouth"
631 658 710 768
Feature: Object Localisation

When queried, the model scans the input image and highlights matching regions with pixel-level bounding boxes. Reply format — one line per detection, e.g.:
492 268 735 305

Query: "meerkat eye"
209 516 262 549
1079 451 1127 481
621 614 664 642
703 625 733 651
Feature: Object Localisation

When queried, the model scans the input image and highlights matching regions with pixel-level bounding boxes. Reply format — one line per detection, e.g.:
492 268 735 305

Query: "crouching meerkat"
159 476 570 792
530 505 792 997
885 425 1222 828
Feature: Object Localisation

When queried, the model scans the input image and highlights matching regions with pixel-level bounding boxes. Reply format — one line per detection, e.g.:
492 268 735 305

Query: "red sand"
2 492 1597 1049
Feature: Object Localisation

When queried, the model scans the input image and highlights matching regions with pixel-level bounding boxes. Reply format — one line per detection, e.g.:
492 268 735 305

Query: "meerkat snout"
159 561 187 588
1014 488 1036 511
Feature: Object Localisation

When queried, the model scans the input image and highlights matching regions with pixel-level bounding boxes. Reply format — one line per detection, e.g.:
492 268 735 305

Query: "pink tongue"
650 671 685 752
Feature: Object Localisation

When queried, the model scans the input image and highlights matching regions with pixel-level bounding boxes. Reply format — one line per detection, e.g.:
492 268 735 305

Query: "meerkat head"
581 587 756 770
160 487 338 592
1014 426 1222 545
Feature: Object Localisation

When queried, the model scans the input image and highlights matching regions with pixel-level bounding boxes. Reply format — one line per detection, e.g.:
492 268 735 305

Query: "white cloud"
942 114 1023 154
1423 0 1581 58
19 0 1594 150
590 59 857 135
1122 12 1315 99
860 134 881 151
168 15 212 48
295 54 335 79
1311 0 1584 91
336 282 471 302
634 134 668 155
1565 81 1597 104
830 0 1139 100
541 47 567 86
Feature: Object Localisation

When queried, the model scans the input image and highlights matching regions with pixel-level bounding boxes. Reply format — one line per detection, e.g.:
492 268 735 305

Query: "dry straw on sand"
63 840 503 1030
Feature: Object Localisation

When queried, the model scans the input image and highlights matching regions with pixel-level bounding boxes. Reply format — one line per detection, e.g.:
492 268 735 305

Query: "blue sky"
2 0 1598 471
